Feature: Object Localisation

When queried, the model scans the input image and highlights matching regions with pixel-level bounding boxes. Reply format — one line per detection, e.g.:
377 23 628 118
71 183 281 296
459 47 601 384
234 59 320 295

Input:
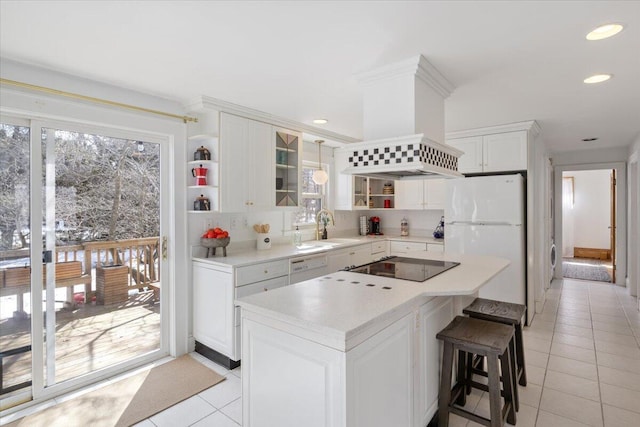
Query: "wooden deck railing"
1 236 160 291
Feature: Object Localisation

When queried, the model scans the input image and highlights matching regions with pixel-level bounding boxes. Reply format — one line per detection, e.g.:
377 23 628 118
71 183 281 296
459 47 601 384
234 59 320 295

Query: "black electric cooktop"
346 256 460 282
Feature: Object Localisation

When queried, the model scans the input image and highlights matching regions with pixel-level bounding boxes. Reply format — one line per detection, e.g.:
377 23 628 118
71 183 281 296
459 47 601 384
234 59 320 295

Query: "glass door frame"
2 115 171 404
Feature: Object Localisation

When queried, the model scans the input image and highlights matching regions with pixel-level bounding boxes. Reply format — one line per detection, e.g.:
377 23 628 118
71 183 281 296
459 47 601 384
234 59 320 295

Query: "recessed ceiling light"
313 118 328 124
581 137 599 142
586 24 624 41
583 74 612 84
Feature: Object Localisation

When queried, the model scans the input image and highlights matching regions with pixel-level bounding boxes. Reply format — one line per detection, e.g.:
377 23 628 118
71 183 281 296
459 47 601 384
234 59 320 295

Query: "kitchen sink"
294 243 337 253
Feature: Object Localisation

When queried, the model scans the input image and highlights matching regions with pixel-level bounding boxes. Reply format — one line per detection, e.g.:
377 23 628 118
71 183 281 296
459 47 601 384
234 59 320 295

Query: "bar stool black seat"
437 316 516 427
463 298 527 390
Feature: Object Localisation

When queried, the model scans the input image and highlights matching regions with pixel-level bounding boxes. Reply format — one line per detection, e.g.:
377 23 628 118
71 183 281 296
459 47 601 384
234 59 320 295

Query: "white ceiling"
1 1 639 152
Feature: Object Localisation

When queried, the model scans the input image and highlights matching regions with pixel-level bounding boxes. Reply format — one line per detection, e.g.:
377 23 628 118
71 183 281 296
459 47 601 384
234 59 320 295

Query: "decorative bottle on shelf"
401 217 409 236
293 226 302 247
433 216 445 239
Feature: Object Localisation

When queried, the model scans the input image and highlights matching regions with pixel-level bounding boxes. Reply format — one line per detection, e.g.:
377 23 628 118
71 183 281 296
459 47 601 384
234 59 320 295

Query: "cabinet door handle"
264 270 268 274
264 287 268 292
349 252 355 255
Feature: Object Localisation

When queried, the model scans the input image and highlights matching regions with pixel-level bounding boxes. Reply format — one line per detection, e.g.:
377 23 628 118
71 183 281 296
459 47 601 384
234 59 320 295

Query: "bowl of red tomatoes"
201 228 230 256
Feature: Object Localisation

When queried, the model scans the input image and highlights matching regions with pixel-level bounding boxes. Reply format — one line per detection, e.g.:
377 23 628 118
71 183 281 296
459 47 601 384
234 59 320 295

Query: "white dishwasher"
289 253 329 284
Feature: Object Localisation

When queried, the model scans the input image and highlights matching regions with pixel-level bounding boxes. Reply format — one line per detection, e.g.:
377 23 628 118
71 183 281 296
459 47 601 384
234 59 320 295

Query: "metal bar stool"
437 316 517 427
463 298 527 395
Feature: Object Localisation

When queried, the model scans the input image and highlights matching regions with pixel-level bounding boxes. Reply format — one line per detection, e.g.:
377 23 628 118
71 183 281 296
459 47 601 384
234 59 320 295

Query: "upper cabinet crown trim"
187 95 359 145
446 120 540 140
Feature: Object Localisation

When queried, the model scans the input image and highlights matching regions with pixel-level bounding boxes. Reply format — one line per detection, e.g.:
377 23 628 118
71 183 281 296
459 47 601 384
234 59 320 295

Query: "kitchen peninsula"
236 251 510 427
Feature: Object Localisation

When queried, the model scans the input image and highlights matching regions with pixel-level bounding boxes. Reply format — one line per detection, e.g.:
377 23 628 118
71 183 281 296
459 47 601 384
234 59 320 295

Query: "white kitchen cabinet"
274 126 302 207
447 130 527 174
214 112 304 212
241 311 414 427
417 297 454 425
236 259 289 286
249 120 275 210
389 241 426 256
426 243 444 253
327 248 349 272
193 258 288 365
327 243 375 272
193 261 235 358
371 240 389 259
241 295 455 427
333 149 353 210
389 240 444 256
394 178 445 210
345 313 415 426
425 180 446 210
447 135 484 174
219 113 279 212
394 180 423 210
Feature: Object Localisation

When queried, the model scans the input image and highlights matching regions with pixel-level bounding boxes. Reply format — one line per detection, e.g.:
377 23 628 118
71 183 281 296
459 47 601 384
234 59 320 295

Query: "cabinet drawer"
426 243 444 253
236 259 289 286
236 275 289 299
390 241 427 254
235 275 288 326
371 240 388 255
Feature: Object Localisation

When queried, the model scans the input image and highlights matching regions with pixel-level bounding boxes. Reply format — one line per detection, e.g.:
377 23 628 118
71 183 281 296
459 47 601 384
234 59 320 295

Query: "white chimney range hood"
339 55 463 180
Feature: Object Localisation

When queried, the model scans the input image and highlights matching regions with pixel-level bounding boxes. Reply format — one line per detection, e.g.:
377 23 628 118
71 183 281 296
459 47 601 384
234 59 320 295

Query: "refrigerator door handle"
447 221 521 226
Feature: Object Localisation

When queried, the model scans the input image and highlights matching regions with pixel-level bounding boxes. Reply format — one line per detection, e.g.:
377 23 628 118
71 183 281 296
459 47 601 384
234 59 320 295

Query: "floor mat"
562 257 611 282
5 355 225 427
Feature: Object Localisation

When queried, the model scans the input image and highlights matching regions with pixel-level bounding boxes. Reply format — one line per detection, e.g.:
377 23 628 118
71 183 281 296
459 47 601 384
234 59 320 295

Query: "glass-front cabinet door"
274 130 300 207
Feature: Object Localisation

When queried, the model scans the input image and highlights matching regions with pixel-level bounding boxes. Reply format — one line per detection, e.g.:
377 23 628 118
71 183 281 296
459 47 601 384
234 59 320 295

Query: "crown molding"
446 120 540 139
355 55 454 98
186 95 360 145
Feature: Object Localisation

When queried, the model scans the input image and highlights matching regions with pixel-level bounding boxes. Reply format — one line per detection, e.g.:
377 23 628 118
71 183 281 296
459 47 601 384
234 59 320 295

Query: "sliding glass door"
1 117 169 405
0 119 33 398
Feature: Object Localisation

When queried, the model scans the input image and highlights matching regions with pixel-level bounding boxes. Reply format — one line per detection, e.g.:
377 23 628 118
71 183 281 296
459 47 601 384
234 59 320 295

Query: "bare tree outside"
0 124 30 251
0 124 160 252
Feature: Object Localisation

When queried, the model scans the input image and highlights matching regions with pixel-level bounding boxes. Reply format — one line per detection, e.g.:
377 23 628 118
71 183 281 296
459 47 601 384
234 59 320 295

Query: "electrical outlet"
230 216 238 230
242 216 248 227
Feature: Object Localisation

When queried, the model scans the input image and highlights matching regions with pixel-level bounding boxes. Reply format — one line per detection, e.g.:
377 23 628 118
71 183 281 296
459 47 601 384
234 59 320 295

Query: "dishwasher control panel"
290 254 328 273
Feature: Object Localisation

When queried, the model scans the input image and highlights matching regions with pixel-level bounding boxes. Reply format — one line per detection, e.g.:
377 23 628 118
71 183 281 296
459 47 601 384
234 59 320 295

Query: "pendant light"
312 139 329 185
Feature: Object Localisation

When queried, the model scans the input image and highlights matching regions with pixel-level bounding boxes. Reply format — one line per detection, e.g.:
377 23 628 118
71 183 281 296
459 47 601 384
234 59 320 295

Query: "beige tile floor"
448 278 640 427
2 278 639 427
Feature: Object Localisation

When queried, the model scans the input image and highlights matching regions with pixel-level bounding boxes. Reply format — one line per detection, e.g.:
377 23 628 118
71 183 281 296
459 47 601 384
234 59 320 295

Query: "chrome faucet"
315 209 335 240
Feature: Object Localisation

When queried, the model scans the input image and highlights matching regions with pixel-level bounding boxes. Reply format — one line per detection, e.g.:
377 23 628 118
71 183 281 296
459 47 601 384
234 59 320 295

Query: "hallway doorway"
561 169 615 283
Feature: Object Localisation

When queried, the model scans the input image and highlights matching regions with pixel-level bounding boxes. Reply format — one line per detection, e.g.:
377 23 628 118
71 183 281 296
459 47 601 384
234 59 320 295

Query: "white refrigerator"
444 174 526 306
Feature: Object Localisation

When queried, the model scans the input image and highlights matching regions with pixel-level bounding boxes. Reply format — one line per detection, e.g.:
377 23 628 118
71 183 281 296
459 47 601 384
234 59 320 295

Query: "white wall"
564 170 612 250
529 129 549 317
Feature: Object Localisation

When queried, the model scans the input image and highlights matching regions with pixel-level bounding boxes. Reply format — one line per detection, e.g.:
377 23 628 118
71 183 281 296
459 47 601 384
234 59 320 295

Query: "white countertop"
236 251 509 351
193 235 444 268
